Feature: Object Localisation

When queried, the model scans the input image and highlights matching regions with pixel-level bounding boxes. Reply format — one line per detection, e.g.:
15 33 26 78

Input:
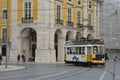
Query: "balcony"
56 19 63 25
77 23 83 28
22 17 33 23
67 21 74 27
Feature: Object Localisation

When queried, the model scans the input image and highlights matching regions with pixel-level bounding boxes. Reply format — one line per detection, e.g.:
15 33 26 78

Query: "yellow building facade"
0 0 103 63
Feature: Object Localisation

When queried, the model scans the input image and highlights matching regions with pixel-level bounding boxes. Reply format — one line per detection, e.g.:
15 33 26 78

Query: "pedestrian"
17 54 20 63
21 54 26 63
0 54 2 65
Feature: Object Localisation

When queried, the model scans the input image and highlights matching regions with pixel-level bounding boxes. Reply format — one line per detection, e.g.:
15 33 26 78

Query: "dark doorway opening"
2 45 6 56
54 33 58 61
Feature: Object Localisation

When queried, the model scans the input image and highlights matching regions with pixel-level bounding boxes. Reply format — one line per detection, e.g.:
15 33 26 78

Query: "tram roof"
65 39 105 46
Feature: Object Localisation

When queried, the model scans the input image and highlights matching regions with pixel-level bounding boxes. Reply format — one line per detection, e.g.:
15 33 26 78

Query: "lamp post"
5 0 9 69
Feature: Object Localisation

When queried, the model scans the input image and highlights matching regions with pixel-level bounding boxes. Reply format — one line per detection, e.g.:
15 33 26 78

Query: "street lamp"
5 0 9 69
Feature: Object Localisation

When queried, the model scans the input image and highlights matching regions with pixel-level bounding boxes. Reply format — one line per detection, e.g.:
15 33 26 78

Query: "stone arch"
21 28 37 62
66 31 74 41
54 29 64 62
76 32 82 40
87 34 94 40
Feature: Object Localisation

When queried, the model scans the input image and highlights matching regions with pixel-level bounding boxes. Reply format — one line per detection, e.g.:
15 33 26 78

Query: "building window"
96 3 98 16
88 14 92 26
68 7 72 22
57 4 61 20
2 28 7 42
24 1 31 19
78 0 81 5
2 9 8 21
77 11 81 24
89 1 92 8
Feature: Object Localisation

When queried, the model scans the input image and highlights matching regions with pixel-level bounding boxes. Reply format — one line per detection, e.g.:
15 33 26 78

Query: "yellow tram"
64 38 106 66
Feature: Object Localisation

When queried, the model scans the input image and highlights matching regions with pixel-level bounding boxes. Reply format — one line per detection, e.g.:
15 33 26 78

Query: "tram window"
70 47 72 54
76 47 79 54
79 47 81 54
93 46 98 53
99 46 103 54
67 47 70 54
71 47 75 54
81 47 85 54
87 47 92 54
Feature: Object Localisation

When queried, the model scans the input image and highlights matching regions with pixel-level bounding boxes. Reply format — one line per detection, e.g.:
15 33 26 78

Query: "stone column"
83 0 88 37
10 0 20 62
58 36 65 62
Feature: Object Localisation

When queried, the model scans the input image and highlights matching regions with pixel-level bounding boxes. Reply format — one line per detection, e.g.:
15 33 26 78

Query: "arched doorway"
21 28 37 62
54 29 63 62
87 34 94 41
66 31 73 41
76 32 81 41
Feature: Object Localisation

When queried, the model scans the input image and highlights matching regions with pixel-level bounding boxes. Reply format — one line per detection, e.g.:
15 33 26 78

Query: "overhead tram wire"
0 0 118 28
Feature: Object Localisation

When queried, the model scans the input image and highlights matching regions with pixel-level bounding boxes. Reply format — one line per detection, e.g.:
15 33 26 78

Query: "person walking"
0 54 2 65
21 54 26 63
17 54 20 63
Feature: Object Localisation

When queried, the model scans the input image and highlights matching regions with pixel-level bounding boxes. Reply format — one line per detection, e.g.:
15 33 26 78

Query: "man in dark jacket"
0 54 2 65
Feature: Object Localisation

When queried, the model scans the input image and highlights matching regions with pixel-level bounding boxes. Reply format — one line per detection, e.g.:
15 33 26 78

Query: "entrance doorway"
2 45 6 56
54 29 63 62
21 28 37 62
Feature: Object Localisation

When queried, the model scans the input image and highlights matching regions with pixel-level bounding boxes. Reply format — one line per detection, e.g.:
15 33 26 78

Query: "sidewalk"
0 65 26 72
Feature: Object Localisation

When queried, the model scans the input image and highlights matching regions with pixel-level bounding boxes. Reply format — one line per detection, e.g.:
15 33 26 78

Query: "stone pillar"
10 0 20 62
83 0 89 37
35 28 56 63
35 0 55 63
58 36 65 62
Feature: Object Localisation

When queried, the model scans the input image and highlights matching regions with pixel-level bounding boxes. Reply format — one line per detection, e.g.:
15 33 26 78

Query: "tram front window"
87 47 92 54
99 46 104 54
93 46 98 54
71 47 75 54
67 47 70 54
81 47 85 54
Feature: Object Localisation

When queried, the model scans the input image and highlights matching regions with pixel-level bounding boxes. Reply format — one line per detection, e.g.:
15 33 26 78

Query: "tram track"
55 67 92 80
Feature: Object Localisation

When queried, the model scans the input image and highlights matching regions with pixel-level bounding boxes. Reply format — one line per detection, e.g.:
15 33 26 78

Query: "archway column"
83 28 88 38
35 28 56 63
57 36 65 62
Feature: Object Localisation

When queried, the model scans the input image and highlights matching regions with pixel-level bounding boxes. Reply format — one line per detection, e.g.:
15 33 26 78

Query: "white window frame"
88 13 92 26
77 11 81 24
23 0 32 19
78 0 81 5
88 1 92 9
56 1 62 20
2 8 8 21
2 28 7 42
68 7 72 22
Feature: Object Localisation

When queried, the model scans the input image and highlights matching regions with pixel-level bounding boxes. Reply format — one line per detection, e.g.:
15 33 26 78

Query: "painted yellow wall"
73 0 77 26
62 0 67 25
0 0 11 40
54 0 96 28
18 0 38 22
